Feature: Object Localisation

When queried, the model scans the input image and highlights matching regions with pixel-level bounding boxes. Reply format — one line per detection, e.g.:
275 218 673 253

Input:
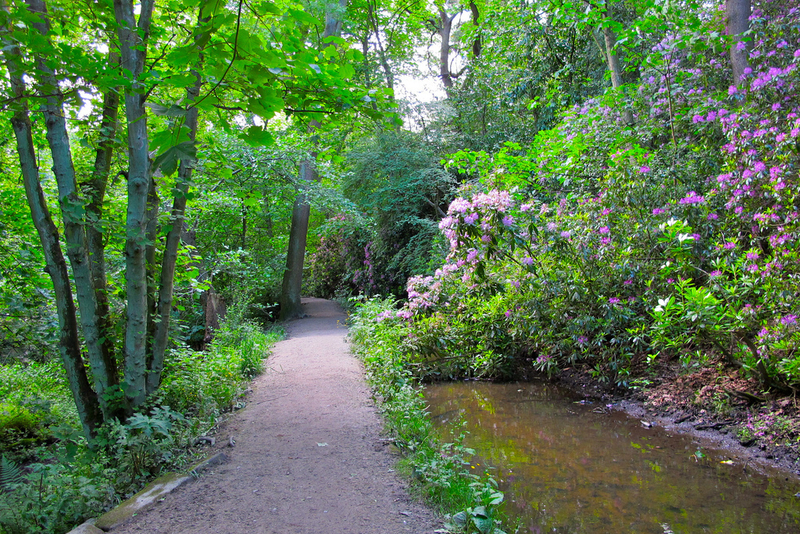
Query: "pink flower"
639 165 651 173
599 226 610 234
652 208 665 215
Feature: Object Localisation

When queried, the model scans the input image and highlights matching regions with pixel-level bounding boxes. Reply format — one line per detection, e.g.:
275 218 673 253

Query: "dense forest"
1 0 799 532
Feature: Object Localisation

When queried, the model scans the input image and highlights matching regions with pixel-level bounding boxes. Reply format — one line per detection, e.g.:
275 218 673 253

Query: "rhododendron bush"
373 2 800 389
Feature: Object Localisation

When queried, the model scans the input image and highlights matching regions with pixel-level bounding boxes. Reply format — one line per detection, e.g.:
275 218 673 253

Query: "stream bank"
553 363 800 478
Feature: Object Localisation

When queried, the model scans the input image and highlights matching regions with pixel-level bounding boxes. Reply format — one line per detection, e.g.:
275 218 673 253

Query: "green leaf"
152 141 197 176
242 126 274 147
146 103 189 117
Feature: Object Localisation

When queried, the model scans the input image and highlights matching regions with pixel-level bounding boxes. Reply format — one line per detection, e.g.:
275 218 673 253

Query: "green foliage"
0 321 281 534
349 298 508 531
308 131 454 298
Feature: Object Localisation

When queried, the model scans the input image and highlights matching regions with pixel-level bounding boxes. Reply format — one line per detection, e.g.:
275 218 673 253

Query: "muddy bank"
554 364 800 479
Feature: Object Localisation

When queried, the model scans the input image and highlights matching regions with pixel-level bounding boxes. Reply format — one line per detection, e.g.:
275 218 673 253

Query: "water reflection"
425 381 800 533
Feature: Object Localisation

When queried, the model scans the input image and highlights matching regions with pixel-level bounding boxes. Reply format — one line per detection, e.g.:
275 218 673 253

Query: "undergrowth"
0 318 282 534
349 297 508 534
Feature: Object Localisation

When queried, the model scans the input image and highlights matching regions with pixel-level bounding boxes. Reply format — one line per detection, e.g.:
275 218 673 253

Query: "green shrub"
349 298 507 533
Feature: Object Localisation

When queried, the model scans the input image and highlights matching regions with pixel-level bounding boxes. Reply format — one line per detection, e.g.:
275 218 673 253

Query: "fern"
0 456 22 492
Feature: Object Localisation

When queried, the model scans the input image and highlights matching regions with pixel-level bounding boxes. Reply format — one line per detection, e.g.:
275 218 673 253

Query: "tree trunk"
726 0 751 86
1 2 102 439
280 162 315 320
279 1 347 320
148 10 208 394
469 0 481 58
114 0 156 408
438 7 456 89
25 0 122 419
84 63 122 416
601 3 634 125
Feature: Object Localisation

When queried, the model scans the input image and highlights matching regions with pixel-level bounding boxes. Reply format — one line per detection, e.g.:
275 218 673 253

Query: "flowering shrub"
371 2 800 390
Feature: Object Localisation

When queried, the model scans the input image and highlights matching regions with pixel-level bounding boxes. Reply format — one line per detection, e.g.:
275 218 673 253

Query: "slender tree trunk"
84 62 122 416
726 0 751 86
367 0 395 94
114 0 156 407
148 10 207 394
1 2 102 439
280 162 315 320
602 2 633 125
438 7 456 89
144 175 159 366
279 0 347 320
25 0 122 418
469 0 481 58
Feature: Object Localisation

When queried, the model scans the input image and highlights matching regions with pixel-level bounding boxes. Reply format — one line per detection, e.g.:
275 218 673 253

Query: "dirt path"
111 298 440 534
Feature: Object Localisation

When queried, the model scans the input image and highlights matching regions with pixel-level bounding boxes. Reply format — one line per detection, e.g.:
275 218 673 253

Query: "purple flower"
504 310 512 319
560 231 571 238
522 256 534 266
599 226 610 234
652 208 665 215
710 270 722 277
753 161 766 173
707 213 718 220
449 198 471 214
746 251 759 260
639 165 651 173
679 191 705 205
747 263 759 272
609 297 621 305
502 215 515 227
464 213 479 225
780 314 798 326
577 335 588 345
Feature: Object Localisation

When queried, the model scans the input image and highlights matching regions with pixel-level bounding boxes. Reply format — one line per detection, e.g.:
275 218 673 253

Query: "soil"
555 361 800 479
110 298 440 534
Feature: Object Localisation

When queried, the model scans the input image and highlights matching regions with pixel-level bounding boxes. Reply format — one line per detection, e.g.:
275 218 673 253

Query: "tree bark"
469 0 481 58
1 1 102 439
438 7 456 89
148 10 207 394
84 63 122 416
25 0 121 419
280 162 315 320
279 0 347 320
114 0 156 407
726 0 751 86
601 2 633 125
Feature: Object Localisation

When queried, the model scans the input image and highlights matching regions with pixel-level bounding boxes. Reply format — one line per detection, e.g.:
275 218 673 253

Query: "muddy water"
425 381 800 534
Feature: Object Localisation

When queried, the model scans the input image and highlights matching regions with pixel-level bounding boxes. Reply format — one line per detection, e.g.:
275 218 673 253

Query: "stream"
425 381 800 534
